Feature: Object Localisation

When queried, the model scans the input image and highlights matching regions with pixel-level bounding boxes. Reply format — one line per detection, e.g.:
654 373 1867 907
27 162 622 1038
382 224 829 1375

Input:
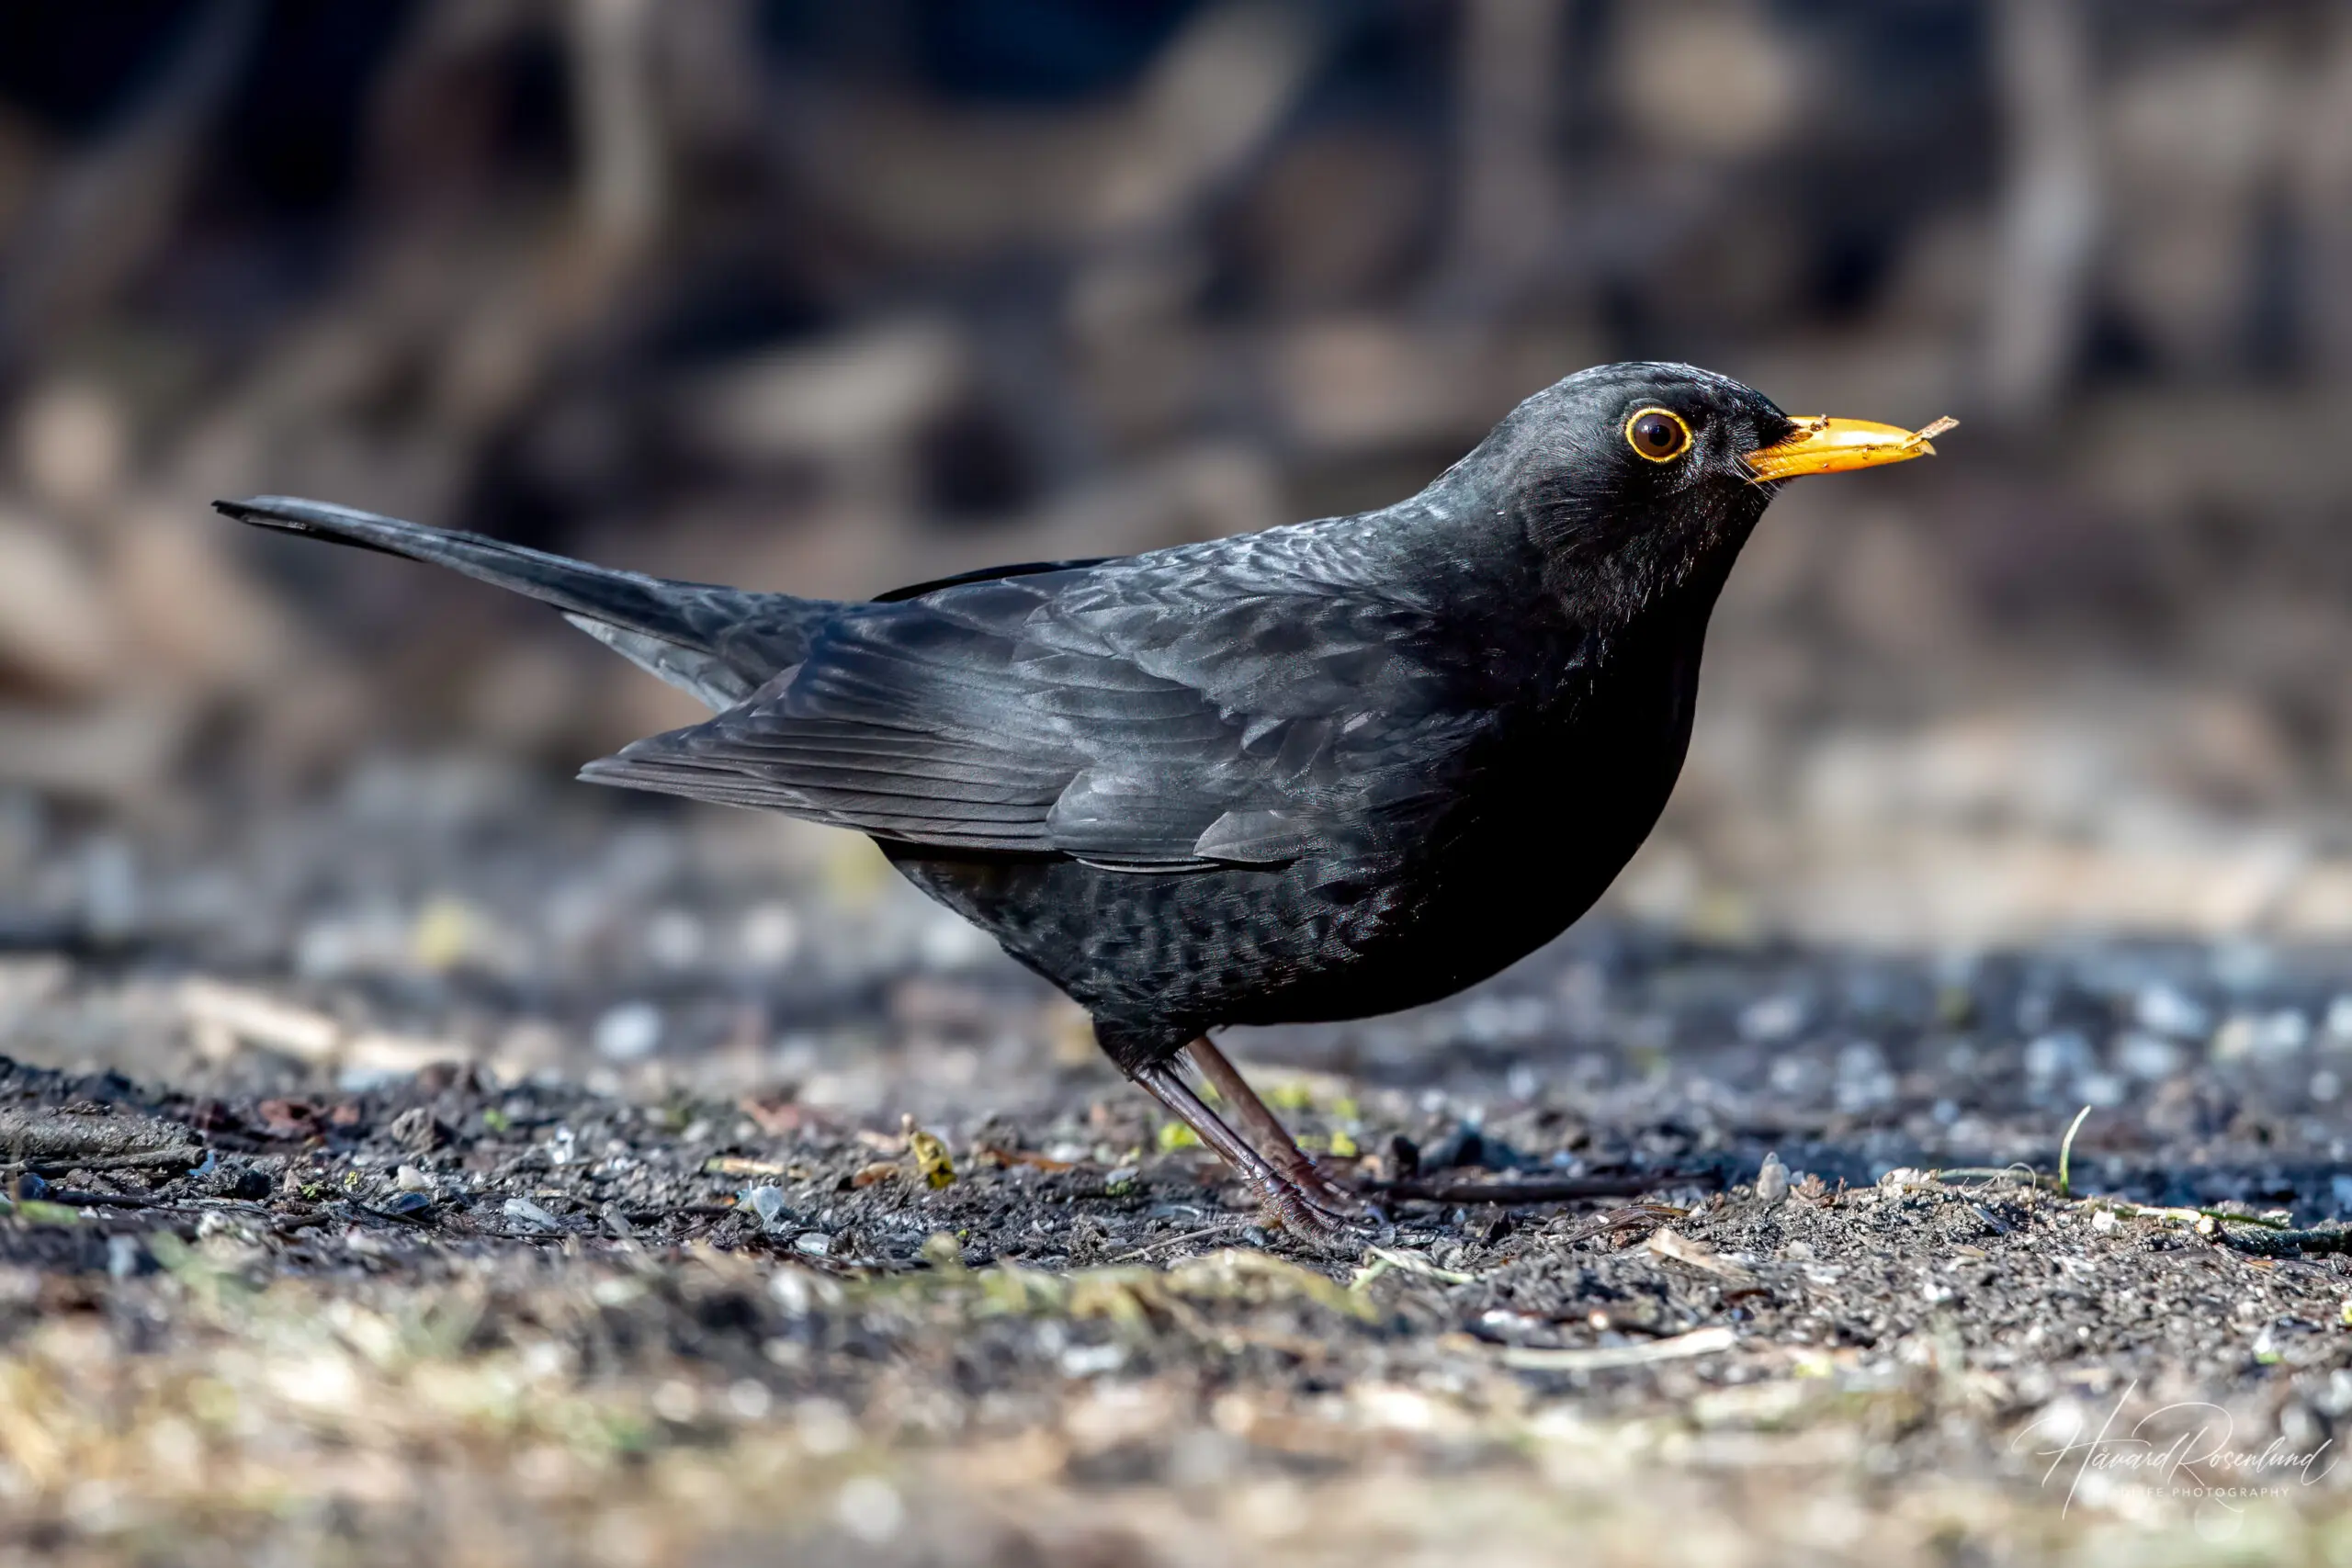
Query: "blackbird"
220 362 1948 1235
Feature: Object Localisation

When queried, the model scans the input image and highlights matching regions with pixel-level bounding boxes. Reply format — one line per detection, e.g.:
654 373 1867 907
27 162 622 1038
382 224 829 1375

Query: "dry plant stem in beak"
1745 414 1958 480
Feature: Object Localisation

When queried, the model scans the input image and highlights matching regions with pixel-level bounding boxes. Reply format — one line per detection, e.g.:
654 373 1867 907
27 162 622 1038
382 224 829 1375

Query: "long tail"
218 495 840 708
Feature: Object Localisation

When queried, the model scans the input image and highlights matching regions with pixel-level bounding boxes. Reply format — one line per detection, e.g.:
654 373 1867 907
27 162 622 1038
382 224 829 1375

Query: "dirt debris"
6 790 2352 1562
2 1001 2351 1566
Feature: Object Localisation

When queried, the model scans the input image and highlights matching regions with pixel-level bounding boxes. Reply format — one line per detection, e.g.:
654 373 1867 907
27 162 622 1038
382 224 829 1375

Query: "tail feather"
218 495 838 708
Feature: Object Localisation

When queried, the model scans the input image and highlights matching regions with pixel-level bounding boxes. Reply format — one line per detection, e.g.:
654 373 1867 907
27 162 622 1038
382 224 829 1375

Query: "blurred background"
5 0 2352 979
8 17 2352 1554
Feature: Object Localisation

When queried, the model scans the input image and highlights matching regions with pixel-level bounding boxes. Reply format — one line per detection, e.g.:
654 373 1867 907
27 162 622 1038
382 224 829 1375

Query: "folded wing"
578 554 1487 871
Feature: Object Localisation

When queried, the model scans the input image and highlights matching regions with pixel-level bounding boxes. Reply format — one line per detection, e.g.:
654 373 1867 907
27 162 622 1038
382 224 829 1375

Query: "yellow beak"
1744 414 1956 481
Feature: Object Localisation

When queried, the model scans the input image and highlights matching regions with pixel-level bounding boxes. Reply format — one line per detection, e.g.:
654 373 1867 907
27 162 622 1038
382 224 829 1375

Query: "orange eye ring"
1624 406 1692 463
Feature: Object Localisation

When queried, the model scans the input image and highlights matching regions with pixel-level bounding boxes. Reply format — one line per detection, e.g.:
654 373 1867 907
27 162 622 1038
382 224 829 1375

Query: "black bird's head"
1443 361 1947 622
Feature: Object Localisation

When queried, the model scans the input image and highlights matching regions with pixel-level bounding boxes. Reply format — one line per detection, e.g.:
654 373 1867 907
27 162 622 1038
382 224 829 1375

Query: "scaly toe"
1256 1178 1352 1243
1255 1177 1378 1247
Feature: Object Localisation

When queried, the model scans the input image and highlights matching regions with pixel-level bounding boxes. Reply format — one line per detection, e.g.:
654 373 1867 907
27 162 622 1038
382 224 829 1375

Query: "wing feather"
579 543 1497 868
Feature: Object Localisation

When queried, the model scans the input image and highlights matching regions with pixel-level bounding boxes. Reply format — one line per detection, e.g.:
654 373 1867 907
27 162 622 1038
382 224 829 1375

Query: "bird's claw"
1254 1171 1376 1245
1264 1148 1374 1223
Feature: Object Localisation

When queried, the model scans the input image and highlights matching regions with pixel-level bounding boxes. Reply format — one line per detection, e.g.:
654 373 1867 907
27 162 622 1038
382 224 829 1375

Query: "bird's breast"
1406 629 1706 926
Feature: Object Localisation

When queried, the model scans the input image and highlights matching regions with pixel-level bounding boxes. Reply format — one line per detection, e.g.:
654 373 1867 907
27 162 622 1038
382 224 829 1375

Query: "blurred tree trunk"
571 0 666 265
1432 0 1570 318
2292 11 2352 378
1984 0 2098 423
0 0 259 375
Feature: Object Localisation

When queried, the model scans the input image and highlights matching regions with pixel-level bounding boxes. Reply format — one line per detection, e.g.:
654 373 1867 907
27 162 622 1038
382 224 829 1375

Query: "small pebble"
2114 1032 2184 1081
394 1165 432 1192
744 1186 790 1233
651 1380 700 1423
593 1002 662 1062
2135 984 2209 1039
645 909 705 969
503 1196 563 1232
835 1476 903 1543
738 904 801 966
1059 1342 1126 1377
794 1231 834 1257
1755 1151 1791 1205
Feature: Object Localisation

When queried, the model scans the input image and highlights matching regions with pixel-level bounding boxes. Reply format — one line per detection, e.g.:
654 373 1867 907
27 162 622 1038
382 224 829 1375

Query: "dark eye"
1625 407 1692 462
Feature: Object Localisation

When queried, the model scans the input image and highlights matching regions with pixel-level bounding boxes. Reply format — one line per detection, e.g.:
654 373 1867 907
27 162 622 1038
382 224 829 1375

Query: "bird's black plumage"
222 362 1939 1232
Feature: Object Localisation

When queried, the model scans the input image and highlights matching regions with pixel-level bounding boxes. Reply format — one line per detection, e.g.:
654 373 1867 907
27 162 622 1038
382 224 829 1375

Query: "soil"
4 774 2351 1565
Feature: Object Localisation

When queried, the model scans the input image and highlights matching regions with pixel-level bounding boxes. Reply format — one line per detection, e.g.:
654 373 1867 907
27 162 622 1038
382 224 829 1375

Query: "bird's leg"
1184 1038 1369 1218
1128 1059 1351 1238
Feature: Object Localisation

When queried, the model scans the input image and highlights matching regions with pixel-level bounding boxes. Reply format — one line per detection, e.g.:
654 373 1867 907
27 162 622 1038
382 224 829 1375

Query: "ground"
4 768 2352 1565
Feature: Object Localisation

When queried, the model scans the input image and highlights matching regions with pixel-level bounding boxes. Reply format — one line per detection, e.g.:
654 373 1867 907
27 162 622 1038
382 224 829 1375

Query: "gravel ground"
6 769 2352 1565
